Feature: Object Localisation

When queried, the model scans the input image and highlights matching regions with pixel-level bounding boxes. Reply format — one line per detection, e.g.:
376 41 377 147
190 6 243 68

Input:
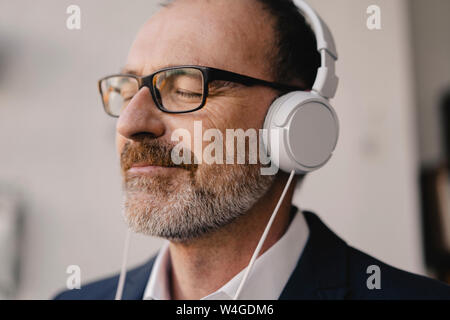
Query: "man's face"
117 0 279 241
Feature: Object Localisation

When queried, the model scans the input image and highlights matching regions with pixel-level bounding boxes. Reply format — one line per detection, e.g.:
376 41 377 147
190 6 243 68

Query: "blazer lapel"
279 211 350 300
121 257 156 300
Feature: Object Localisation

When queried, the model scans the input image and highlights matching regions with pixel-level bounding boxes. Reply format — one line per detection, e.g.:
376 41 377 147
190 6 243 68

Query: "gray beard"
122 164 275 242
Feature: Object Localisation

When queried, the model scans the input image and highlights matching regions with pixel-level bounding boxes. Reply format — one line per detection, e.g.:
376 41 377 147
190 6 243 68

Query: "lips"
120 139 198 174
127 164 178 175
130 162 156 168
127 162 193 175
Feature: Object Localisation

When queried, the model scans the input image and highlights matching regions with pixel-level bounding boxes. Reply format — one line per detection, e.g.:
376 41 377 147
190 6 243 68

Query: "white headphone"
263 0 339 174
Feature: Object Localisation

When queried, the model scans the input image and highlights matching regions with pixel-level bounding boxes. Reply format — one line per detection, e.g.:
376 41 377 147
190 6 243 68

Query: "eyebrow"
120 67 140 76
120 64 188 77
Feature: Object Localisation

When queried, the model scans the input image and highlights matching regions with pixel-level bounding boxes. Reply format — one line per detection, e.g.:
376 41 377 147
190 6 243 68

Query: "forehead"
125 0 275 79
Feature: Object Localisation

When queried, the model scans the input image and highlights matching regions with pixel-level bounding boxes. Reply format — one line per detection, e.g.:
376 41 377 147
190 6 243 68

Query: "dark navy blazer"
54 211 450 300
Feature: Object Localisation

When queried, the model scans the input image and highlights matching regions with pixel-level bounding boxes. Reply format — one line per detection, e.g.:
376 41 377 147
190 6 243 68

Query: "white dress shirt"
143 208 309 300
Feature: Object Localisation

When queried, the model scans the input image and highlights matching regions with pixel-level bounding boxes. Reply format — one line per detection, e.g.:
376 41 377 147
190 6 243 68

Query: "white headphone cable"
115 228 132 300
233 169 296 300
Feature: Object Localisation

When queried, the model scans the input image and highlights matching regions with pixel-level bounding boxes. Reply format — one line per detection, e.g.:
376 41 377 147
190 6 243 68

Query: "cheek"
176 102 264 164
243 95 274 128
209 98 268 131
166 119 209 164
116 134 127 157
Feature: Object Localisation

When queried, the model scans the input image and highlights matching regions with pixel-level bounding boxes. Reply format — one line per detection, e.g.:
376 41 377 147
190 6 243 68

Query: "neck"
168 172 298 300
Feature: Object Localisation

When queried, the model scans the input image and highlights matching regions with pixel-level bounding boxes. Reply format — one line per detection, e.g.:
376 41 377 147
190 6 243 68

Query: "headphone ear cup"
263 91 339 174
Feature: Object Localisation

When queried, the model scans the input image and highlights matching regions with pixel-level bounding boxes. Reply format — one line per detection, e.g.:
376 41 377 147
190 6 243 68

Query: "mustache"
120 138 198 173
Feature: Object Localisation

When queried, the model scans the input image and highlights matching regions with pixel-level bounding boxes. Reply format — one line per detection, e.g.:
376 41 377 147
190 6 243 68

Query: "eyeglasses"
98 65 305 117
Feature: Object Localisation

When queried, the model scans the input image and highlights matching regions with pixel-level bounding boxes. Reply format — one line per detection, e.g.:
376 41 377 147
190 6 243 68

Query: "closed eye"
175 89 203 98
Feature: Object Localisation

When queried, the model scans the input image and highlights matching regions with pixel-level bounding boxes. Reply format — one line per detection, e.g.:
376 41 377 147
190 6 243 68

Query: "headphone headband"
293 0 339 99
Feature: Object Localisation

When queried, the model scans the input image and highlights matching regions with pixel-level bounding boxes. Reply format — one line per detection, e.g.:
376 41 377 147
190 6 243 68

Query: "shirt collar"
143 208 309 300
143 241 171 300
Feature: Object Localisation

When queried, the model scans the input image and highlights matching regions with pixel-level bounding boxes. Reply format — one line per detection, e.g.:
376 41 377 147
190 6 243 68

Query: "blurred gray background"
0 0 449 299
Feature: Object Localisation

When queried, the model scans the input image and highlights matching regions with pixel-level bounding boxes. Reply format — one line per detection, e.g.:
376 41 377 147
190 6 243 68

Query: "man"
55 0 450 300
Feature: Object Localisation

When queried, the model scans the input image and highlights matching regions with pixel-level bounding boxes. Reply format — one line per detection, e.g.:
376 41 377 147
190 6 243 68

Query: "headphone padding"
263 92 339 173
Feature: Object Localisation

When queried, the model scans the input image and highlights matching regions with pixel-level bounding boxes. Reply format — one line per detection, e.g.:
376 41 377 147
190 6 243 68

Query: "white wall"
410 0 450 167
295 0 424 275
0 0 164 299
0 0 426 299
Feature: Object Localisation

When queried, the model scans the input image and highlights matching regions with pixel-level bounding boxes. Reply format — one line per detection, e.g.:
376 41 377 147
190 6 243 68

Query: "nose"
116 87 166 140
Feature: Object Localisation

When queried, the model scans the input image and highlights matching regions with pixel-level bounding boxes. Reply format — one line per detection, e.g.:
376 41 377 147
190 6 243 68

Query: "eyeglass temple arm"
206 68 306 92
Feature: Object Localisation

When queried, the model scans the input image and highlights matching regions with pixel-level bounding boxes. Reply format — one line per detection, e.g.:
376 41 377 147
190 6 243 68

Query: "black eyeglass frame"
98 65 306 117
